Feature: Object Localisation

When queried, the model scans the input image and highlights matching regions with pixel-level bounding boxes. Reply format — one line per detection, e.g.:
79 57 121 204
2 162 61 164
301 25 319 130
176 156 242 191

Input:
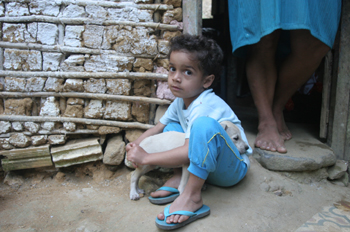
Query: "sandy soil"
0 157 349 232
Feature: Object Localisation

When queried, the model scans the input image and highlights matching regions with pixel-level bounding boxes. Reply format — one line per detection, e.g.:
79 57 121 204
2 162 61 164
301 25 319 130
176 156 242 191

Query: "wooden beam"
0 16 180 30
0 115 154 130
0 71 168 81
320 51 333 138
331 0 350 160
3 0 173 10
0 92 171 105
183 0 202 35
0 41 167 59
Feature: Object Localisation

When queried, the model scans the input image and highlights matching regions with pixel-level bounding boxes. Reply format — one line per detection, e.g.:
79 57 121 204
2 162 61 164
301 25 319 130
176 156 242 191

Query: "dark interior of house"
201 0 323 127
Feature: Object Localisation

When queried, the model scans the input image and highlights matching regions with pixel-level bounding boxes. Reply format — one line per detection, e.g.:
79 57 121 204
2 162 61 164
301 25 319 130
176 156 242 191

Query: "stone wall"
0 0 181 170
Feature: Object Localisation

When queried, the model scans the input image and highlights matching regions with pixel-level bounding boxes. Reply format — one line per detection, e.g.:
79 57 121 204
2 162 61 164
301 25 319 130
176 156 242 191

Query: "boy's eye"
169 67 175 72
185 70 192 75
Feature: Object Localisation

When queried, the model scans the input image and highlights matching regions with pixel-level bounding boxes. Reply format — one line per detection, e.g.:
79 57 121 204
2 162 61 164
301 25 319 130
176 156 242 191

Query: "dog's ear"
220 122 228 131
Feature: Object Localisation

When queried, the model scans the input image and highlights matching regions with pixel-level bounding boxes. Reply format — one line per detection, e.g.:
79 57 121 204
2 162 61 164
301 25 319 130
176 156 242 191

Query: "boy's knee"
193 116 215 126
191 117 220 132
163 122 183 133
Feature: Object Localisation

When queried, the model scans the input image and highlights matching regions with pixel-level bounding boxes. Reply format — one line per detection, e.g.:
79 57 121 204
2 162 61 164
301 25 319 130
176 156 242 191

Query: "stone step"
253 146 336 172
240 112 336 172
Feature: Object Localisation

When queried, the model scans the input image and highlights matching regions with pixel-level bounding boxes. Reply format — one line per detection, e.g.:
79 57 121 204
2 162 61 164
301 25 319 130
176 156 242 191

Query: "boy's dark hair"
168 34 224 82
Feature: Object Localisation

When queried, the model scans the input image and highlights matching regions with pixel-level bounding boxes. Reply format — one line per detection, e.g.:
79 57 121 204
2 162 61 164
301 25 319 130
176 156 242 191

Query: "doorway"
201 0 325 133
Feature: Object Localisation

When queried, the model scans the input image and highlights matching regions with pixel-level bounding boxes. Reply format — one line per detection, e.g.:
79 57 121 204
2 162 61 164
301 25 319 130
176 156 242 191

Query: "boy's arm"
128 139 190 168
126 122 165 152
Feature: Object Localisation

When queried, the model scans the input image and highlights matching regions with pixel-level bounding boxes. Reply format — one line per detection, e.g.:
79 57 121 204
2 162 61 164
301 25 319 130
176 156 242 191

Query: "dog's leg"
130 167 143 200
130 165 155 200
178 164 190 194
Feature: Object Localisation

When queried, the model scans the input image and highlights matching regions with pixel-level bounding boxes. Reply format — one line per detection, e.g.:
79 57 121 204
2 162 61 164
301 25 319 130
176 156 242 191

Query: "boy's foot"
148 187 179 205
155 172 206 229
157 189 203 225
150 168 181 199
155 204 210 230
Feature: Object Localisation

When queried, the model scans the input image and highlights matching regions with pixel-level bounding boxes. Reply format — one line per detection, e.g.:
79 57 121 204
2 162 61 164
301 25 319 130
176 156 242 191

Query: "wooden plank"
0 115 154 130
346 104 350 161
320 51 333 138
0 70 168 80
0 91 171 105
0 145 50 160
331 0 350 160
153 0 161 23
1 156 53 172
326 31 340 147
183 0 202 35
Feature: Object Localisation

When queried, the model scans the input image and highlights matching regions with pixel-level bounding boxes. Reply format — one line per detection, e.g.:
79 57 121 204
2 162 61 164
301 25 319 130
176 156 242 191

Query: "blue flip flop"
148 187 180 205
155 204 210 230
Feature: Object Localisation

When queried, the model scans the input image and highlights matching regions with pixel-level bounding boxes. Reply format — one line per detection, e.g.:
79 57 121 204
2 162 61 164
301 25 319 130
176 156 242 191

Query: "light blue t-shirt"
159 89 253 157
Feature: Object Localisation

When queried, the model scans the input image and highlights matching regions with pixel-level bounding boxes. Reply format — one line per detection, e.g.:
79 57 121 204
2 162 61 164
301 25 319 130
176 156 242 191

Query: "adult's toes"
277 146 287 153
281 133 291 141
259 141 268 149
255 140 261 147
285 133 292 140
268 145 277 152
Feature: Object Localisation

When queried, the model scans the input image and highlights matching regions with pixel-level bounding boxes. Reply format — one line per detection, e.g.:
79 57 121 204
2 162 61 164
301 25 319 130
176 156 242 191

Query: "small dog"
219 121 250 154
129 121 249 200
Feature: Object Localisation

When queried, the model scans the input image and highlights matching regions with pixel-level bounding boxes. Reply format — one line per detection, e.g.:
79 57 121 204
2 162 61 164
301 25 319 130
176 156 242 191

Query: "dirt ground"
0 157 349 232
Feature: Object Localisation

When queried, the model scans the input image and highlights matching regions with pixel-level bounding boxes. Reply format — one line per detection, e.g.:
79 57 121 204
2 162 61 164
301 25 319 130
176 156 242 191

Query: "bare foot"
150 168 181 198
255 122 287 153
273 110 292 141
157 189 203 224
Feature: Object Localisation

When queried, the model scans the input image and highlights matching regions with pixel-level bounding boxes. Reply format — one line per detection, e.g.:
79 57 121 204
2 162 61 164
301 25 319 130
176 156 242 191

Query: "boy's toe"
157 212 165 220
166 215 174 223
178 215 190 223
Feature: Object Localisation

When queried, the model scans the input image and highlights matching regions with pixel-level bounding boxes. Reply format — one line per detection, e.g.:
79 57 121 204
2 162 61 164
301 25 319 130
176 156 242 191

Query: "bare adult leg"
157 173 204 224
150 168 181 198
273 30 330 140
246 30 286 152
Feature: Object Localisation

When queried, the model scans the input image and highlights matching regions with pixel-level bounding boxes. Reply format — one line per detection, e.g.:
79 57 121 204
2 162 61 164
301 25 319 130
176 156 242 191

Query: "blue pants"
163 117 248 187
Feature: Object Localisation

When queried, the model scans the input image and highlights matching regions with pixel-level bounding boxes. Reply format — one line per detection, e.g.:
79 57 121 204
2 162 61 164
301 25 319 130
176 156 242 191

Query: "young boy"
126 34 252 230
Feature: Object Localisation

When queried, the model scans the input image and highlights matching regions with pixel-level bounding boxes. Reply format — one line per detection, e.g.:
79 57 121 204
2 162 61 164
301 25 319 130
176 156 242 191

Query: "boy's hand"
127 144 148 168
126 142 134 152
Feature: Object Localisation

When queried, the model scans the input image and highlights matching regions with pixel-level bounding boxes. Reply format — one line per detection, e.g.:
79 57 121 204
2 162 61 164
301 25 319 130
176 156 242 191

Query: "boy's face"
168 51 214 108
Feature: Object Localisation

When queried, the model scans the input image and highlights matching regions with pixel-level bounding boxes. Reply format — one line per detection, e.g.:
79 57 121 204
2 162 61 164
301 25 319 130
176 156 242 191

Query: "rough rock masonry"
0 0 182 170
